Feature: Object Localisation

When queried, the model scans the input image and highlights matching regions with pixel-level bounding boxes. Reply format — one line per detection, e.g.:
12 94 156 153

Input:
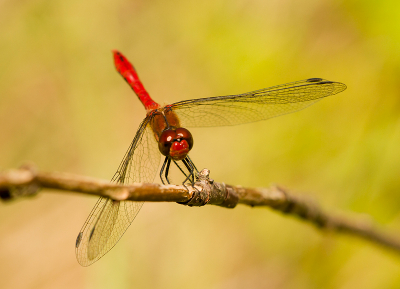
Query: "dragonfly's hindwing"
75 117 161 266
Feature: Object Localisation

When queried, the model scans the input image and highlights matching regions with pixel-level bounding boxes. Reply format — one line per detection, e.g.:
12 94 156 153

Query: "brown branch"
1 165 400 254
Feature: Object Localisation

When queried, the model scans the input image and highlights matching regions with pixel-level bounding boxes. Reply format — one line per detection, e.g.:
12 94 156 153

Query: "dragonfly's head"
159 128 193 161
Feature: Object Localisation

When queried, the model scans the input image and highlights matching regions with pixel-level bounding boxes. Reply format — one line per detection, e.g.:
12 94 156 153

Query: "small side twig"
0 165 399 254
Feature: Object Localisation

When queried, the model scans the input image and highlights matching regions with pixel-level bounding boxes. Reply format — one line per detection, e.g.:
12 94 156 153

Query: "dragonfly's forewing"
75 115 160 266
169 78 346 127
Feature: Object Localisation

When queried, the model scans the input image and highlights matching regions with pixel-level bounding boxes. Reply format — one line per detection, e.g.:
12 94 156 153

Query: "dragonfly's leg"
186 156 199 182
186 155 199 174
181 157 201 193
164 157 172 184
188 158 197 182
160 156 169 185
182 157 195 185
173 160 190 179
181 159 192 184
187 159 196 184
173 160 198 191
188 156 199 184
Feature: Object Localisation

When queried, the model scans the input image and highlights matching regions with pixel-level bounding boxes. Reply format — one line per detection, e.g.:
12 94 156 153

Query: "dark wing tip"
306 78 324 82
76 232 83 248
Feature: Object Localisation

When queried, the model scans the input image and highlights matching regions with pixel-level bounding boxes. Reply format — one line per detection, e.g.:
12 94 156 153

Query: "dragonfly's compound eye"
159 129 176 156
175 128 193 150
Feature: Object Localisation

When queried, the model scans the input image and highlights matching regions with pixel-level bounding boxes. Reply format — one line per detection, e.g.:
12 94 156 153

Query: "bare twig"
1 165 399 254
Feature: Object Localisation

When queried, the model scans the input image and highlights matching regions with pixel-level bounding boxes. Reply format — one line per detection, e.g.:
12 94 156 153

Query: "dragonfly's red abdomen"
158 128 193 160
112 50 160 111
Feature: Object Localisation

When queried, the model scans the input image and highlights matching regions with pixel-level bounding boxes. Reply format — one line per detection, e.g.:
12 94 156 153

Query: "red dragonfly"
75 50 347 266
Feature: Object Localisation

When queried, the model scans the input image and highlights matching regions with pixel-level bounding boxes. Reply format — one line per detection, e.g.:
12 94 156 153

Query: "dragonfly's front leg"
164 158 172 184
160 156 170 185
173 160 190 180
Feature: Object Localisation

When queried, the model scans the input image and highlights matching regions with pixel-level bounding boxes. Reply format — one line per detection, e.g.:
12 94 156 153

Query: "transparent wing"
75 116 161 266
168 78 346 127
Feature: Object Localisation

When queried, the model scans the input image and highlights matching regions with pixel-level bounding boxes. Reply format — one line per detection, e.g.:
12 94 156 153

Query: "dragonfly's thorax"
149 107 181 140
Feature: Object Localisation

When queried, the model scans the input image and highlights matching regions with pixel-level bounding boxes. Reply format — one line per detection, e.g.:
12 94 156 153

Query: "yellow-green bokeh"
1 0 400 288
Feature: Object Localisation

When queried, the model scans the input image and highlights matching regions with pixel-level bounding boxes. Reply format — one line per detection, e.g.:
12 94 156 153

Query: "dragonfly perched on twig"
75 50 347 266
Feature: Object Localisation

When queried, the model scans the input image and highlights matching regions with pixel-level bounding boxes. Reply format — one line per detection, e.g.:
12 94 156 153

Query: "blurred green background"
1 0 400 288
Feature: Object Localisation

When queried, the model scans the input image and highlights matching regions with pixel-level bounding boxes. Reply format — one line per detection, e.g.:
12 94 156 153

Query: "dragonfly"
75 50 347 266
